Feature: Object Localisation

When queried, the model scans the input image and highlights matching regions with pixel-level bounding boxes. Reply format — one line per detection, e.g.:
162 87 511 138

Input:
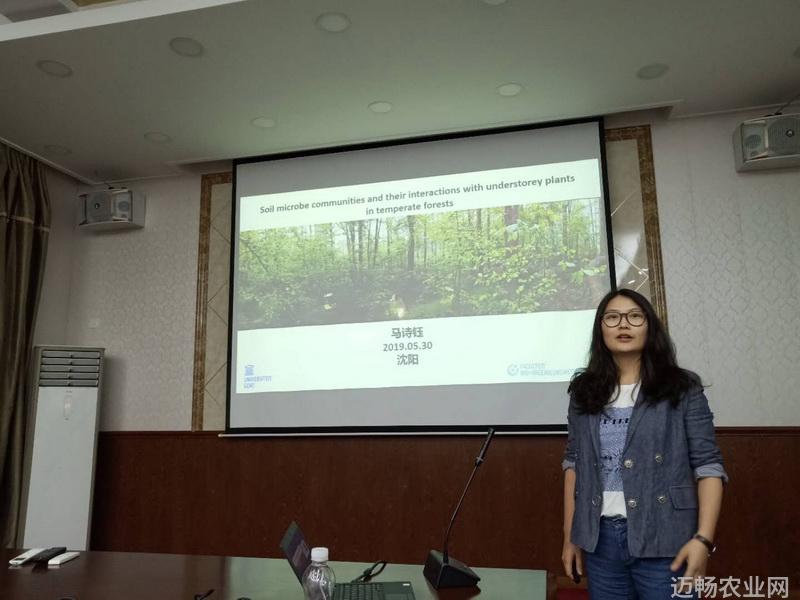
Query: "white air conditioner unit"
733 113 800 172
19 346 104 551
77 188 145 230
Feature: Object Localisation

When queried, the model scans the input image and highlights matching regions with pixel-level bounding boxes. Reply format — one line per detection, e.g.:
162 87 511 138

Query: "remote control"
9 548 45 566
48 551 80 566
31 547 67 564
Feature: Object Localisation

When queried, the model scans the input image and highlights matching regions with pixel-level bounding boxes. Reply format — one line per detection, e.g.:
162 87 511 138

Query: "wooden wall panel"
91 430 800 588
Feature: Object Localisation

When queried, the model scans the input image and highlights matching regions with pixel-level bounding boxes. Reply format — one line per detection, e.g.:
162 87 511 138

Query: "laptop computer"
280 521 416 600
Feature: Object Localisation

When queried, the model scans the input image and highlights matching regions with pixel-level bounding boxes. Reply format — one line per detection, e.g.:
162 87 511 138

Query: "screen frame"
226 116 615 435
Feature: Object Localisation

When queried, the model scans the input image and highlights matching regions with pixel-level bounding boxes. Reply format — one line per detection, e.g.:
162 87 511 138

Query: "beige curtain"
0 145 51 547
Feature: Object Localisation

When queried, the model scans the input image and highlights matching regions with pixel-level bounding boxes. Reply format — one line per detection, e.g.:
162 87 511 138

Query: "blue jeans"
584 517 694 600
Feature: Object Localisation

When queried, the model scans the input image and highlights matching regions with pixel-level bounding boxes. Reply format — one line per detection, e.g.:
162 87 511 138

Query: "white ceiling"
1 0 799 184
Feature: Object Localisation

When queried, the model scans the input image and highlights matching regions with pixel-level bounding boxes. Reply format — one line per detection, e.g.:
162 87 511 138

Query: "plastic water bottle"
302 546 336 600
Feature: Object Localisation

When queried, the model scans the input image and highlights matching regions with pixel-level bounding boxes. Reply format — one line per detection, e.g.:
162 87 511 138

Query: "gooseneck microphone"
423 427 496 589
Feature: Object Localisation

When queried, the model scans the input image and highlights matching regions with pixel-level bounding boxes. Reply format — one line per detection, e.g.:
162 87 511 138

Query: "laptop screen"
280 521 312 582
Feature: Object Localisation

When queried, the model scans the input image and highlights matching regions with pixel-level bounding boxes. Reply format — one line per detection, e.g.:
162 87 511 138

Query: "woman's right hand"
561 539 583 581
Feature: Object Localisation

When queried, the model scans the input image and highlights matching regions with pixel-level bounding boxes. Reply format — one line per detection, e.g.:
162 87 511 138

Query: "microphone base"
423 550 481 589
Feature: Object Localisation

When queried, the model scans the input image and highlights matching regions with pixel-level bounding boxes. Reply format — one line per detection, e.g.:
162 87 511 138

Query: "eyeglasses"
601 310 646 327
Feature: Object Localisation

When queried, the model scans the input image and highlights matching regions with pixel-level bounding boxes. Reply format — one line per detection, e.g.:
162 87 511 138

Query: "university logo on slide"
243 363 272 391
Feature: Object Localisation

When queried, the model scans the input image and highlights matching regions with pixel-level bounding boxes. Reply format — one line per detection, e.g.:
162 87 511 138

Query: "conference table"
1 550 550 599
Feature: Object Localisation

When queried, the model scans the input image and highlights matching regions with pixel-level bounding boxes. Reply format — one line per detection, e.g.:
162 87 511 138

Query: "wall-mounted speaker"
77 188 145 230
734 114 800 172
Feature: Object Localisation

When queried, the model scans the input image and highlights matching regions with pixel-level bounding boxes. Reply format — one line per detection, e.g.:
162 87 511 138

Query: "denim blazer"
562 386 728 557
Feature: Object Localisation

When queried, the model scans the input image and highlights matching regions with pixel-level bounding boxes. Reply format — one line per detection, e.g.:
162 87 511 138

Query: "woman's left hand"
670 539 709 593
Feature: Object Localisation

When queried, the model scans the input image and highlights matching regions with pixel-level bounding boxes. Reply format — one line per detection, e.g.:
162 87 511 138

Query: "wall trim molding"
100 427 800 438
192 172 232 431
604 125 667 326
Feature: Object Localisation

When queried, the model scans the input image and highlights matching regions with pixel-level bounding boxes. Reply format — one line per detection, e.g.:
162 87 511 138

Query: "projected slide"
235 159 607 394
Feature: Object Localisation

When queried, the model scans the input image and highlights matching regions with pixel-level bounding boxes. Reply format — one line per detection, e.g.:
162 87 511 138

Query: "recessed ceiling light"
251 117 276 129
497 82 523 97
36 60 73 78
43 144 71 156
144 131 172 144
481 0 508 5
316 12 350 33
368 101 393 114
636 63 669 80
169 37 204 58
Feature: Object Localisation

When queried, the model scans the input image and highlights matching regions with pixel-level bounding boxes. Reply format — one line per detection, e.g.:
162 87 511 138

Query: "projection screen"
228 119 613 434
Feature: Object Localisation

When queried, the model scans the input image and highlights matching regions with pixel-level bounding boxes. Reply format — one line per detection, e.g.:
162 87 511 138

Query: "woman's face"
600 295 648 357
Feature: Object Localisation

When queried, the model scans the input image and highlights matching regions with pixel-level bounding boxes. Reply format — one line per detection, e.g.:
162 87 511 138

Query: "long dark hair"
568 289 702 414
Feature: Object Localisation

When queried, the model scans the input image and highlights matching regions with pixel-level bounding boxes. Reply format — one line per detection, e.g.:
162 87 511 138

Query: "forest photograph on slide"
237 198 608 330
